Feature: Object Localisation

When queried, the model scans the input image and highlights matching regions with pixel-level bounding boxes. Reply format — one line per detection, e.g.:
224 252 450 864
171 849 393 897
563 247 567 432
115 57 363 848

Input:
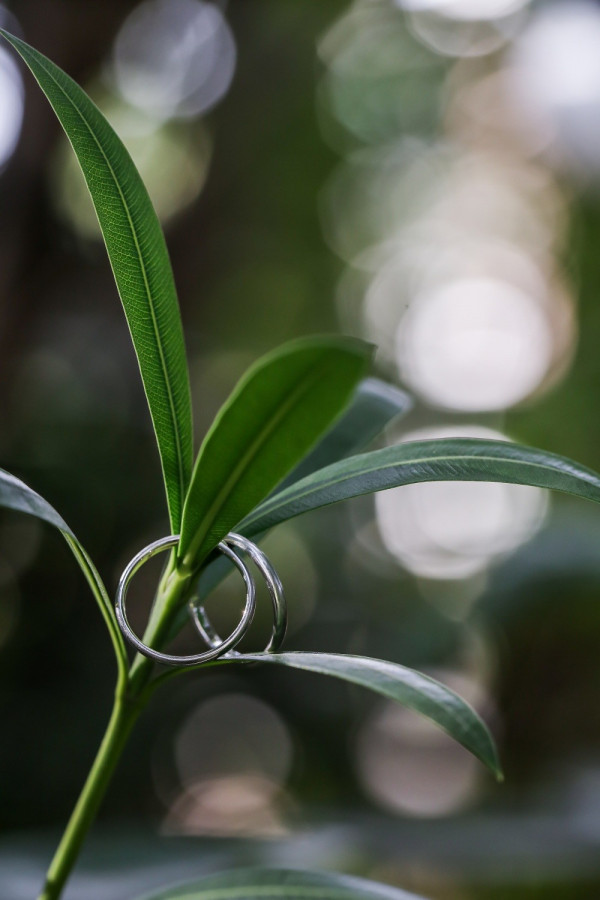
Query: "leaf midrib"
244 444 600 529
23 42 188 517
181 359 333 564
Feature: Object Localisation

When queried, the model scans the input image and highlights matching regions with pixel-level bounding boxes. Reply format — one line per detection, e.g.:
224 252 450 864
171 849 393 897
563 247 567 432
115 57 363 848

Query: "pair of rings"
115 533 286 667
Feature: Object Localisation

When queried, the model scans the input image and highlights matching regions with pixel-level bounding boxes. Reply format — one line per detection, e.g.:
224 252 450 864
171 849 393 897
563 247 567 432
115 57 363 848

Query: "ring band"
115 534 256 667
189 532 287 654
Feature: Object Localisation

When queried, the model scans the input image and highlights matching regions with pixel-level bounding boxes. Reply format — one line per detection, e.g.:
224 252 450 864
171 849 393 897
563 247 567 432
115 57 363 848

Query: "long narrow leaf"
137 867 426 900
240 438 600 536
178 337 372 570
192 377 411 605
0 468 127 675
1 31 194 531
280 377 412 489
219 652 501 778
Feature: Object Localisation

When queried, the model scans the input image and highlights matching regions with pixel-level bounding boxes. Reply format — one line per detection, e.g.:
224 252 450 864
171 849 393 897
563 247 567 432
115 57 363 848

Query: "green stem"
38 561 195 900
37 689 143 900
128 560 193 693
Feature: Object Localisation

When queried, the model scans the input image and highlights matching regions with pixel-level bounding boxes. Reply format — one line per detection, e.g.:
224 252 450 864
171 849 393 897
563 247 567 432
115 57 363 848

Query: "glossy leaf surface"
0 468 127 673
219 652 500 777
193 377 411 603
137 867 425 900
178 337 372 569
241 438 600 536
280 377 412 488
1 31 194 531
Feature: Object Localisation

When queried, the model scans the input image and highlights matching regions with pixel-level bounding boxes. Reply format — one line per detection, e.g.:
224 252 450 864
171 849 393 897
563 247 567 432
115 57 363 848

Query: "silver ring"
189 532 287 654
115 534 256 667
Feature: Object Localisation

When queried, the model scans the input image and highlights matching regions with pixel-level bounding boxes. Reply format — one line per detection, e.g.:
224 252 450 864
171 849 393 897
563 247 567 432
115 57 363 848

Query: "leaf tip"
482 743 504 782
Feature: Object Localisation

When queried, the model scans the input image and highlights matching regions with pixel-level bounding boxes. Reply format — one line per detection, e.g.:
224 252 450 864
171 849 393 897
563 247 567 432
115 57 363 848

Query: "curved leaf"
0 468 127 675
1 30 193 531
191 377 411 606
0 468 72 533
240 438 600 536
178 337 372 570
281 377 412 489
136 867 426 900
220 652 500 778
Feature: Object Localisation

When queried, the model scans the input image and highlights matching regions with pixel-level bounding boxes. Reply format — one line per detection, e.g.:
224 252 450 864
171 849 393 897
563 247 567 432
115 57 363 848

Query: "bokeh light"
510 0 600 176
0 45 23 171
396 276 554 411
111 0 236 120
395 0 529 21
326 142 574 411
164 773 288 838
397 0 530 59
164 693 293 836
445 67 554 158
317 4 444 148
375 426 548 580
356 670 490 817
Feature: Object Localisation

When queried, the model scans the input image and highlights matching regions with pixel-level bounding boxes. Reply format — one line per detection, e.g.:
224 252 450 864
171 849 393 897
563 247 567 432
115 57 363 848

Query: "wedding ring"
115 534 256 667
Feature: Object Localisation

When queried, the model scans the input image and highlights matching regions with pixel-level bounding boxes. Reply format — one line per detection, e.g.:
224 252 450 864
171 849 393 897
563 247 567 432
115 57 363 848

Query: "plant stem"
37 689 143 900
128 560 193 693
38 562 195 900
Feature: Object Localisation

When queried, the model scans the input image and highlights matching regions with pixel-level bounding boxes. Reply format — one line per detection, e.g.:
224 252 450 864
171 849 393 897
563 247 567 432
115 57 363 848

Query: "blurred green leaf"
136 867 426 899
178 336 372 570
0 30 194 531
240 438 600 536
280 376 412 488
220 652 501 778
0 468 127 674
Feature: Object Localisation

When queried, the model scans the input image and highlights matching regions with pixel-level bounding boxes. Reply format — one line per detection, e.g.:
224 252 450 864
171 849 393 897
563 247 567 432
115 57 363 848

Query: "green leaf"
1 30 194 531
0 468 127 675
136 867 426 900
280 377 412 489
219 652 501 778
192 377 411 604
178 336 372 570
240 438 600 537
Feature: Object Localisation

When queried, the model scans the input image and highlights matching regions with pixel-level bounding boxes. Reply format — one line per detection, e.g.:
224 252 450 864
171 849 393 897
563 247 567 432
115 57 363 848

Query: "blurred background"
2 0 600 897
